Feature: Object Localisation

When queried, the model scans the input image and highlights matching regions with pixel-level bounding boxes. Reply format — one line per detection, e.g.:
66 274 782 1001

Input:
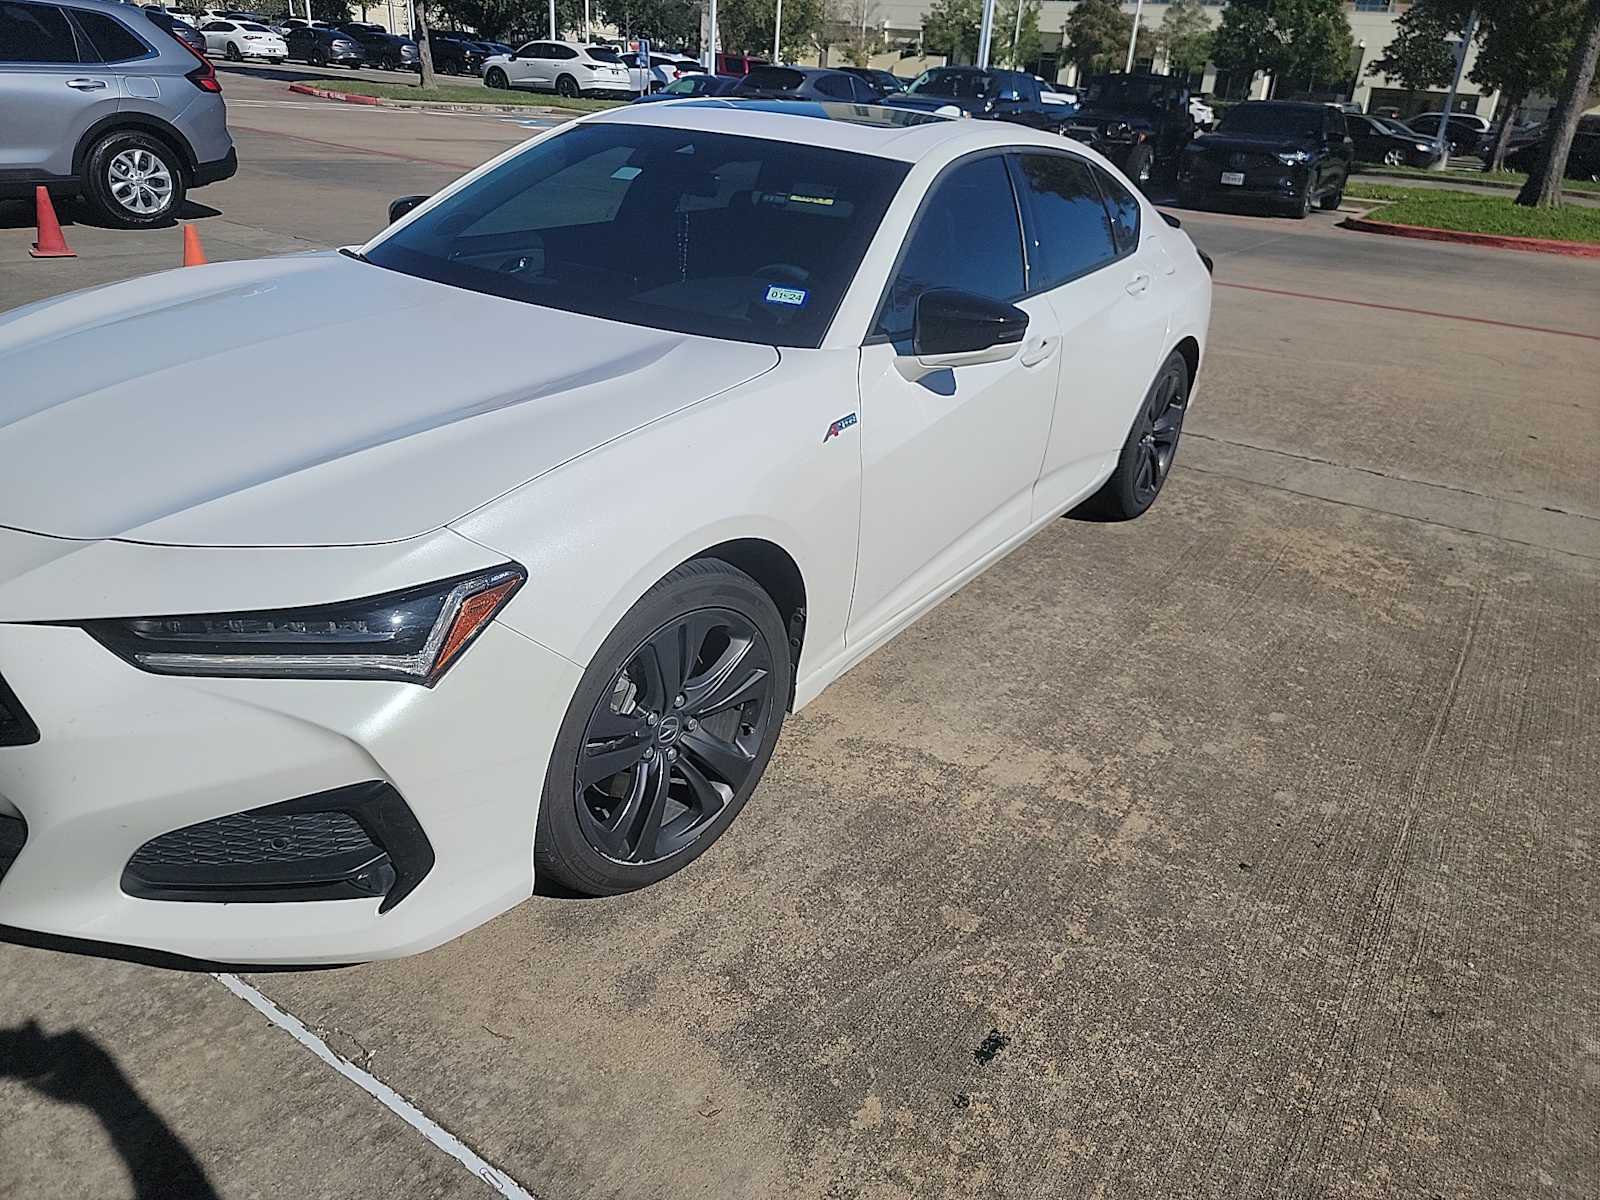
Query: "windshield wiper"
339 247 370 263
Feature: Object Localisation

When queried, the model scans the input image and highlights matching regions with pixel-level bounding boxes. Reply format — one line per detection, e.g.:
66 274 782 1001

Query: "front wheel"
535 560 791 896
555 73 580 98
1383 147 1405 167
1318 184 1344 211
485 67 508 89
1075 350 1189 521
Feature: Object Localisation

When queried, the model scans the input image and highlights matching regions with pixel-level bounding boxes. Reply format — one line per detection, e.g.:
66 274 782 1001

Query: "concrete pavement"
2 80 1598 1200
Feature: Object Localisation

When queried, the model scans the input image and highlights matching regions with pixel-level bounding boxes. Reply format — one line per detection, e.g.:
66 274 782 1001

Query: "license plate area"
1221 171 1245 186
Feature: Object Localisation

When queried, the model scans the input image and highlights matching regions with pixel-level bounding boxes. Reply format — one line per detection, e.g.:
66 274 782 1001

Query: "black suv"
336 20 418 70
286 24 366 66
1178 101 1354 218
1063 72 1195 189
1506 115 1600 182
884 67 1076 134
415 30 483 75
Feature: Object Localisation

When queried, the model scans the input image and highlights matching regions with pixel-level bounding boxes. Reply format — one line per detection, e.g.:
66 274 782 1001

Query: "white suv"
480 39 634 98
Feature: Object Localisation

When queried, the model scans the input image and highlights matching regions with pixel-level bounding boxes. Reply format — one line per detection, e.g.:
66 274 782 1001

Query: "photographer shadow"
0 1021 218 1200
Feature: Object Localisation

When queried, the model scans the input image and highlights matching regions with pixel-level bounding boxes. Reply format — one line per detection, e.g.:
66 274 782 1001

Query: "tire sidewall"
486 67 506 88
83 130 185 229
1092 351 1190 520
535 563 793 895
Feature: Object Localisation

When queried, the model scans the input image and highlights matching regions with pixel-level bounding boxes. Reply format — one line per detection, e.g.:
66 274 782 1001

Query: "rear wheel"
81 130 185 229
556 73 580 98
1075 350 1189 521
1383 147 1405 167
1122 143 1155 191
535 560 791 896
225 40 242 60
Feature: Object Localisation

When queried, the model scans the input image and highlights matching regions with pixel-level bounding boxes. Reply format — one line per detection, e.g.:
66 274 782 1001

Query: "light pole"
1123 0 1143 73
1433 4 1478 169
547 0 555 38
773 0 781 62
976 0 996 67
1008 0 1022 68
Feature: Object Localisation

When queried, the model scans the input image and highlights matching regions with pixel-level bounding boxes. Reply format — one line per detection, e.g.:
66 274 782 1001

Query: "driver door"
849 152 1061 643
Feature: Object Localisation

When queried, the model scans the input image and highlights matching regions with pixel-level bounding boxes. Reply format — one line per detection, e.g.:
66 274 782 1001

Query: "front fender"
451 349 863 696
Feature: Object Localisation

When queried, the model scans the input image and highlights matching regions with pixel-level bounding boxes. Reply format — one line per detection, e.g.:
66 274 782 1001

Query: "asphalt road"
2 74 1599 1200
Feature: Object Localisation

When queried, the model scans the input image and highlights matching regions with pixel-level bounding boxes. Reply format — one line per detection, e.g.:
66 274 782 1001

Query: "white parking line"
213 972 538 1200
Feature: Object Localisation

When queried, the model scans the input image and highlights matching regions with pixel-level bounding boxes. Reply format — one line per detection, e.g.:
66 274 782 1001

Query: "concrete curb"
286 82 580 117
1340 215 1600 259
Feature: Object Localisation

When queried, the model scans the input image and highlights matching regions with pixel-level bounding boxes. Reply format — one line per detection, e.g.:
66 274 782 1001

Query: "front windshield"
365 123 909 349
1217 104 1321 138
1083 75 1179 108
908 68 994 99
1376 117 1416 136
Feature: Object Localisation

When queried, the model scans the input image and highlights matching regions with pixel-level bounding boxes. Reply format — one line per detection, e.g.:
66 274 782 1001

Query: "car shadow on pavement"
0 199 221 232
0 1021 220 1200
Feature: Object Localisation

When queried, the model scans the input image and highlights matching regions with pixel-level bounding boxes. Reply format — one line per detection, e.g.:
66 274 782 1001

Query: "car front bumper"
0 534 583 966
1180 161 1312 204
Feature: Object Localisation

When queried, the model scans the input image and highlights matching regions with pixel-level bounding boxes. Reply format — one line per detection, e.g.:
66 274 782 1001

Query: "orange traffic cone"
28 186 75 259
181 224 207 267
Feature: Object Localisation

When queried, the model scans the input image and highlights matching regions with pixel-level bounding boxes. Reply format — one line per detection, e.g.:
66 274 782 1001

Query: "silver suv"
0 0 236 227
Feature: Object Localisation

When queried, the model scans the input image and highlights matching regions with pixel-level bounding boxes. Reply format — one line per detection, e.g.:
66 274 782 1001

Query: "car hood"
0 253 778 547
1191 131 1311 153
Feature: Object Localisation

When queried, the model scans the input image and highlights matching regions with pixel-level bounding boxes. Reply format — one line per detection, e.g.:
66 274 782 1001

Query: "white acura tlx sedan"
0 100 1211 965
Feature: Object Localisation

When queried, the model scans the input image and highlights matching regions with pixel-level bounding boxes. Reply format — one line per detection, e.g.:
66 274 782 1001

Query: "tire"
1075 351 1190 522
81 129 186 229
1287 187 1313 219
535 559 792 896
485 67 508 89
1383 148 1405 167
225 41 242 61
267 57 283 64
1122 142 1155 191
555 73 580 98
309 48 325 66
1318 184 1343 211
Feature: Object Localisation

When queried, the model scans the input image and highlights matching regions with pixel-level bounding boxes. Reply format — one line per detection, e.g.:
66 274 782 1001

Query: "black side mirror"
912 288 1028 361
388 194 428 223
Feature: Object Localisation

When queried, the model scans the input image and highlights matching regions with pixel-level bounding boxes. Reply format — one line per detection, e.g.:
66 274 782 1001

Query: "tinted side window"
1326 111 1347 138
74 9 152 61
550 43 576 58
815 74 851 99
0 1 78 60
876 153 1024 339
1012 153 1117 289
1095 166 1140 256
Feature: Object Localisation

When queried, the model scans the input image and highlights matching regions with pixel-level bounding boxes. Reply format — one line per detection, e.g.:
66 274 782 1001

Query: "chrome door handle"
1019 336 1059 368
1125 272 1152 296
65 78 108 90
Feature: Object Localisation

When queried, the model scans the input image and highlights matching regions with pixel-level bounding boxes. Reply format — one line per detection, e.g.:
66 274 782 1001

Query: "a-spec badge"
823 412 859 443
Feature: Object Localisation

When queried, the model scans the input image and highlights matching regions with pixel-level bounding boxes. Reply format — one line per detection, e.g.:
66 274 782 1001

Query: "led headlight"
84 566 524 686
1276 149 1315 165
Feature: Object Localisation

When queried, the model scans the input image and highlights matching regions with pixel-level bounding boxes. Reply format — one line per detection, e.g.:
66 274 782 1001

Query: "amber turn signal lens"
432 578 522 679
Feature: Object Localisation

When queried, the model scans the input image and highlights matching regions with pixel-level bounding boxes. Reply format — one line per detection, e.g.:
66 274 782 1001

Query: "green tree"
1213 0 1355 96
1518 0 1600 205
996 0 1040 69
1064 0 1130 73
720 0 827 56
601 0 701 47
1366 0 1459 96
1161 0 1214 77
921 0 981 63
1471 0 1590 171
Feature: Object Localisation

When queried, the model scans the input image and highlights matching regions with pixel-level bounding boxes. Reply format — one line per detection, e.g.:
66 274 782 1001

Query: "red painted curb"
1341 215 1600 259
288 83 382 105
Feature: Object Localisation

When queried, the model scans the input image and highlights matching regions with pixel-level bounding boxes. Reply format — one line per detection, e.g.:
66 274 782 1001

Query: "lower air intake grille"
0 674 39 747
122 780 434 912
0 814 25 885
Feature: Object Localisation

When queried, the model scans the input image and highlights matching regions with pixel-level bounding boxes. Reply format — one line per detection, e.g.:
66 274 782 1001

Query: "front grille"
0 814 25 884
1201 148 1281 171
0 673 39 747
121 780 433 911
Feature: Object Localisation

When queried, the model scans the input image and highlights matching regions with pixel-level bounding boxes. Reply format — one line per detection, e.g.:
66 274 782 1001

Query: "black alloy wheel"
1130 364 1187 508
485 66 508 89
535 559 792 896
1075 350 1190 521
574 609 774 865
225 40 242 60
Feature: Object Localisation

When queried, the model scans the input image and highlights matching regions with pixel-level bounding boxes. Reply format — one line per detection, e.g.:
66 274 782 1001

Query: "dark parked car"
731 64 883 103
1178 100 1353 218
631 73 741 102
1505 115 1600 181
286 24 366 66
1061 72 1194 189
336 21 418 69
840 66 905 94
415 30 484 75
142 6 206 53
1405 111 1492 156
1346 112 1442 168
885 67 1076 135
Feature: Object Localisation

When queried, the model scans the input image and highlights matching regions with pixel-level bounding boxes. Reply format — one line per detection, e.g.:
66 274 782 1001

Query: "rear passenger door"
0 1 116 178
1010 151 1172 517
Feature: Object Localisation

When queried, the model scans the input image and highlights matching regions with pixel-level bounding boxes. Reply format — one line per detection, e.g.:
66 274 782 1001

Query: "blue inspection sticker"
765 284 808 307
